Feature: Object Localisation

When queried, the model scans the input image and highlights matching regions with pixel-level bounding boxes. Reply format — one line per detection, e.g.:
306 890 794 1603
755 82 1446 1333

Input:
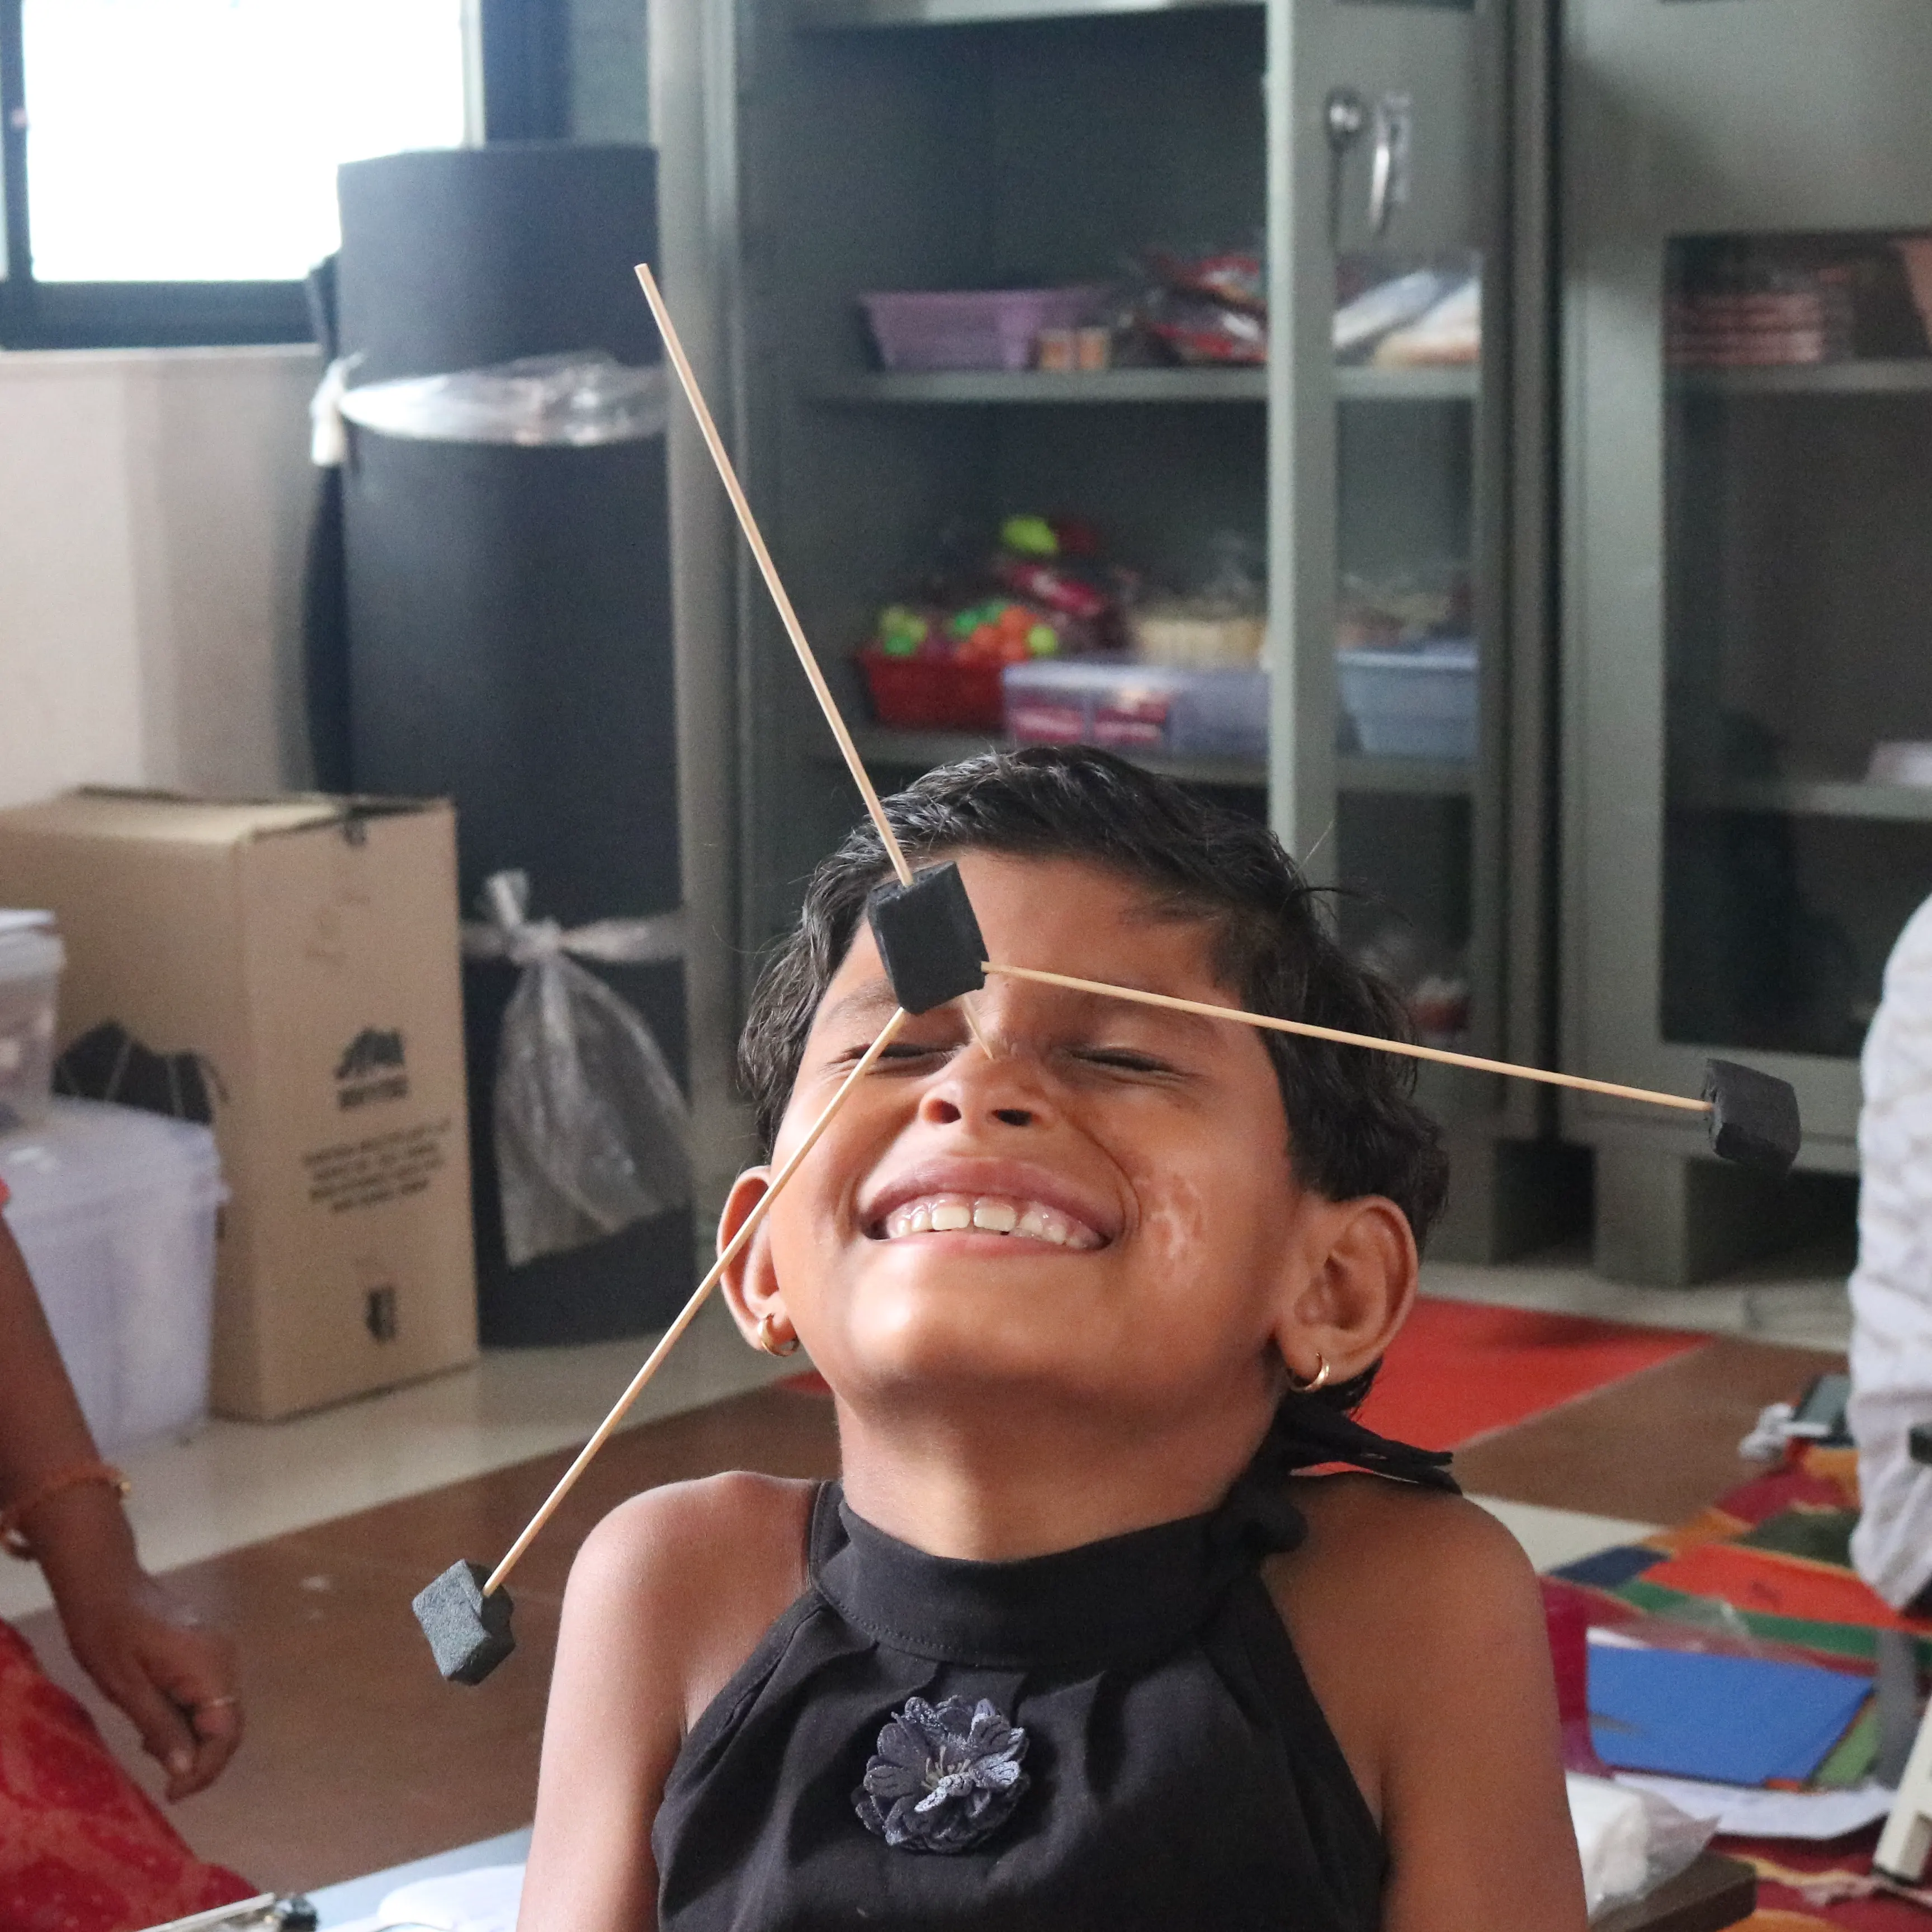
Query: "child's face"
728 852 1402 1428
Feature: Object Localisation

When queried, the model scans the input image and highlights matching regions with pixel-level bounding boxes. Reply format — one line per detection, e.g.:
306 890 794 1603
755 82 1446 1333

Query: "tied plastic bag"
326 349 669 451
1566 1773 1715 1920
464 872 692 1269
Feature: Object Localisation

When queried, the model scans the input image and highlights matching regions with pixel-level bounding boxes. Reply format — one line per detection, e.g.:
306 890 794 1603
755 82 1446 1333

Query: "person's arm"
519 1472 812 1932
1273 1479 1588 1932
0 1213 241 1798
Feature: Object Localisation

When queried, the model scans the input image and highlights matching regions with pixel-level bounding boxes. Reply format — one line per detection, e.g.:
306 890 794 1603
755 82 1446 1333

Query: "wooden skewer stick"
982 961 1714 1116
634 262 996 1057
482 1006 911 1596
636 263 913 892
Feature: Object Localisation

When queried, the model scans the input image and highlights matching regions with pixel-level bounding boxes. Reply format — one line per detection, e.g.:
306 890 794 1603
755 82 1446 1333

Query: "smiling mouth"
872 1193 1105 1251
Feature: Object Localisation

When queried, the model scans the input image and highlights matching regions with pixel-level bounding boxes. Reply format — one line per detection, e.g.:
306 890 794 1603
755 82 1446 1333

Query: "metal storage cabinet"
655 0 1561 1258
1564 0 1932 1282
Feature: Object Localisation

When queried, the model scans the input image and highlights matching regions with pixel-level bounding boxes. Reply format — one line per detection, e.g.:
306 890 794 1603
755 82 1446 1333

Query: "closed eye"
832 1038 955 1069
1071 1047 1181 1076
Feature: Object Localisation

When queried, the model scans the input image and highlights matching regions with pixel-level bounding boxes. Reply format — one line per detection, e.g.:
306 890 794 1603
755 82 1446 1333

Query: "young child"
521 748 1585 1931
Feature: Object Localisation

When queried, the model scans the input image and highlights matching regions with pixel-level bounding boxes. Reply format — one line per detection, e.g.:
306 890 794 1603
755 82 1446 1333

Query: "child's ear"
1272 1195 1418 1390
717 1165 792 1350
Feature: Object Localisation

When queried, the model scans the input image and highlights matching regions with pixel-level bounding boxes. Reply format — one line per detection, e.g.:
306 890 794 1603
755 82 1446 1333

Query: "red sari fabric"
0 1619 254 1932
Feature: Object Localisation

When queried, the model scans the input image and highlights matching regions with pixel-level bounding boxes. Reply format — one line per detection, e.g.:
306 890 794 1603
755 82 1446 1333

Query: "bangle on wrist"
0 1459 131 1561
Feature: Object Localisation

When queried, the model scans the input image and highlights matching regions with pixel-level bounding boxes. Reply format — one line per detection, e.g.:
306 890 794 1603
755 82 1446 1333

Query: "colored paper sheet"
1614 1774 1895 1843
1588 1644 1871 1785
1356 1298 1706 1451
1720 1466 1855 1529
1642 1544 1932 1635
1738 1508 1859 1572
1812 1701 1881 1789
1615 1577 1932 1672
1552 1545 1669 1591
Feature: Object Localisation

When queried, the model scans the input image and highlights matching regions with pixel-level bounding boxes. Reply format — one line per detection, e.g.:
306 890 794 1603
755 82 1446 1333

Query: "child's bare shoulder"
1272 1472 1539 1638
565 1471 818 1728
1262 1475 1546 1817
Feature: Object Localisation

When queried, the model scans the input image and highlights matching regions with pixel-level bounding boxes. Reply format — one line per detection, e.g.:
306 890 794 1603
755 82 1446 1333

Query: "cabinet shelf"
821 726 1473 797
1678 774 1932 823
810 368 1264 405
1672 359 1932 398
810 366 1475 407
798 0 1258 28
1336 365 1478 402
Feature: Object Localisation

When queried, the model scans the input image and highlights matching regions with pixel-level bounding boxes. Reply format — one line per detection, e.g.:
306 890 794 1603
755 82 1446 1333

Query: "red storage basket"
858 647 1006 731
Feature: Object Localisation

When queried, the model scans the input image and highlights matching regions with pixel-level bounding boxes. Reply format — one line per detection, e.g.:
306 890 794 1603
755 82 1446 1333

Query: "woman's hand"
29 1481 243 1802
54 1569 242 1801
0 1218 244 1801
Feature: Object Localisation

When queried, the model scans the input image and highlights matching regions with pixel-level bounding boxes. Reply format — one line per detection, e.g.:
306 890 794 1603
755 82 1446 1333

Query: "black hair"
738 746 1448 1413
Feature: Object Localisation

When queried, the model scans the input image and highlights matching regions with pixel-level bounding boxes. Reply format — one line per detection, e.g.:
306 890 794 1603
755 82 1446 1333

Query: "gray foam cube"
413 1560 516 1685
866 862 988 1015
1703 1058 1802 1175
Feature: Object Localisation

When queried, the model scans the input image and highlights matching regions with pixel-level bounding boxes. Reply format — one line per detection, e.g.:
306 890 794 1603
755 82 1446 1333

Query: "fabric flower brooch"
854 1695 1031 1853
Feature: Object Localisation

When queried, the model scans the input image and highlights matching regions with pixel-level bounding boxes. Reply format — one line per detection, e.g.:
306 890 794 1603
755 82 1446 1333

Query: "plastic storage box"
0 1100 226 1453
1004 660 1268 761
1336 641 1477 760
0 911 63 1134
861 287 1108 373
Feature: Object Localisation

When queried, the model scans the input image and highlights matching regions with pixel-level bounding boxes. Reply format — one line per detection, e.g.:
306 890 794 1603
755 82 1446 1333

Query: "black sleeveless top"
653 1401 1456 1931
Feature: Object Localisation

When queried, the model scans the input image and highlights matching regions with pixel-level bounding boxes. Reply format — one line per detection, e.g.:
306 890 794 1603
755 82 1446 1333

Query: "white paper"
1614 1773 1896 1841
376 1863 525 1932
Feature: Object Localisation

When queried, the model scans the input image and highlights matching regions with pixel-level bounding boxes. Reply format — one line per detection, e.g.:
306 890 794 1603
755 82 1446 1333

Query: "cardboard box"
0 791 477 1419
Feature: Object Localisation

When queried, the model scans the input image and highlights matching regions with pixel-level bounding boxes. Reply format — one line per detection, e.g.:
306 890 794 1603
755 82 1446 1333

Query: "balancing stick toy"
414 1002 915 1683
410 262 1801 1685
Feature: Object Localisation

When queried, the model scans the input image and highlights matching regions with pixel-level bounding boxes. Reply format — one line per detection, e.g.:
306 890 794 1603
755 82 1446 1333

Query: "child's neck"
834 1392 1276 1562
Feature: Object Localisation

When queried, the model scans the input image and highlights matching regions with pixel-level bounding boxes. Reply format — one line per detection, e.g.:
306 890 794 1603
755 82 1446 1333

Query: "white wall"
0 345 319 809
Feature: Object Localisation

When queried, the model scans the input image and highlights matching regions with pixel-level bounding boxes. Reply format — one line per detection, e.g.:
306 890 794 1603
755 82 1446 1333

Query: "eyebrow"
816 978 905 1034
816 956 1237 1055
1048 980 1228 1048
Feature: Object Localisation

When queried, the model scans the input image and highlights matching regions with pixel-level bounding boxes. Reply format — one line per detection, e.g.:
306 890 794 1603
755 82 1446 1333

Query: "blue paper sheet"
1552 1545 1668 1591
1588 1642 1870 1786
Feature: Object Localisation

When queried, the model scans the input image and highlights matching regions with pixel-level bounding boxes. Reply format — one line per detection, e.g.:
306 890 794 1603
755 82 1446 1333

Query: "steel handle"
1367 91 1413 239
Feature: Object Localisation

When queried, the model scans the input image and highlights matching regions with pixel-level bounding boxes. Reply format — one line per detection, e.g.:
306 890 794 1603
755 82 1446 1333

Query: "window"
0 0 497 348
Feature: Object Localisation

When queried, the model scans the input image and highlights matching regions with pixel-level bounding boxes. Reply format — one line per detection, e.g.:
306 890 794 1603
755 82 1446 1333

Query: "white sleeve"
1850 895 1932 1608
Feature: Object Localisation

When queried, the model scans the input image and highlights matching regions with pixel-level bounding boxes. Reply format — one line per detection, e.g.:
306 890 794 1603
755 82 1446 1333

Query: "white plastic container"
0 1099 226 1453
1004 659 1269 761
1336 641 1478 760
0 911 63 1133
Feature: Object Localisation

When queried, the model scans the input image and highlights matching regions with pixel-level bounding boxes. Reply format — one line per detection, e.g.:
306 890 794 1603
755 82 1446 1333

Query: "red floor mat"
1357 1297 1709 1452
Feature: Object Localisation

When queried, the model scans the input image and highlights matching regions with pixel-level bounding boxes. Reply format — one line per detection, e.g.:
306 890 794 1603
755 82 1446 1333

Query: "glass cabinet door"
1569 0 1932 1185
1270 0 1544 1136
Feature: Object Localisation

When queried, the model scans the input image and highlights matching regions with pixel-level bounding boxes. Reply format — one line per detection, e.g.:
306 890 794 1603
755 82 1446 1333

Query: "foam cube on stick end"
866 862 987 1015
1702 1059 1801 1175
413 1560 516 1685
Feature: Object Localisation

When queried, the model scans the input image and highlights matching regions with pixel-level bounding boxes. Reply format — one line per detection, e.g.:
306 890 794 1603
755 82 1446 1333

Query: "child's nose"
916 1057 1050 1131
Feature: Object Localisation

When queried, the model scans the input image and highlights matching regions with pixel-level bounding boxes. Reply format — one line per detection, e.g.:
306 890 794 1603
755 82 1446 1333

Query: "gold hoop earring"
756 1313 801 1358
1286 1354 1331 1394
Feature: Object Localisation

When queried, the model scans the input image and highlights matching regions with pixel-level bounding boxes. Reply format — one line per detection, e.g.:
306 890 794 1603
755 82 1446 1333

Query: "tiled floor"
5 1243 1856 1897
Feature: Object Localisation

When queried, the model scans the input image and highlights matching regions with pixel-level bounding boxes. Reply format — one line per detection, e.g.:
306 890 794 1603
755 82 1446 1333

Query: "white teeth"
878 1192 1100 1247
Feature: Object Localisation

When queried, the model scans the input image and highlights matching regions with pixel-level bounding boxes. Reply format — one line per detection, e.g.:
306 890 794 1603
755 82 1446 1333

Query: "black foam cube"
1703 1059 1802 1175
413 1560 516 1685
866 862 988 1015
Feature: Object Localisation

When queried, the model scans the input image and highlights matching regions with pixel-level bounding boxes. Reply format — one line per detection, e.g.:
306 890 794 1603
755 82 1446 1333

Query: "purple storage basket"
861 286 1108 372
